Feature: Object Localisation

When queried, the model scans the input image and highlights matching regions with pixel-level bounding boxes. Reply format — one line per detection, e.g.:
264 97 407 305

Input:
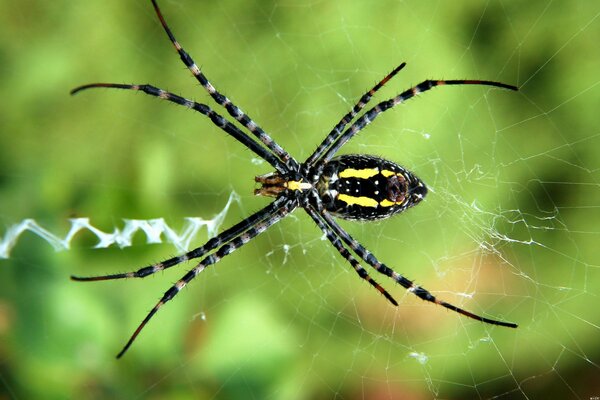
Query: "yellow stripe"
380 170 396 177
286 180 312 191
339 167 379 179
379 199 396 207
337 194 378 208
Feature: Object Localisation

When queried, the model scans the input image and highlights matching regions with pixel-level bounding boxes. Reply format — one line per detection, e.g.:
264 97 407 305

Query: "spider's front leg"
71 197 290 282
72 197 296 358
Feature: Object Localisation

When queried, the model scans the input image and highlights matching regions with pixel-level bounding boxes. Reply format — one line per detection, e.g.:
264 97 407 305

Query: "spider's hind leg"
304 205 398 306
306 62 407 166
318 210 518 328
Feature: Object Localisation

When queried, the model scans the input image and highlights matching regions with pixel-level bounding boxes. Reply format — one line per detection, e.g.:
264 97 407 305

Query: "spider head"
255 172 312 197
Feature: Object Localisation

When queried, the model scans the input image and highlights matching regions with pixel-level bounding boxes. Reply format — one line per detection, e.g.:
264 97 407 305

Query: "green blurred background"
1 1 599 399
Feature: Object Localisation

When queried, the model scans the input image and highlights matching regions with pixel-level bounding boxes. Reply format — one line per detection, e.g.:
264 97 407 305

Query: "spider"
71 0 518 358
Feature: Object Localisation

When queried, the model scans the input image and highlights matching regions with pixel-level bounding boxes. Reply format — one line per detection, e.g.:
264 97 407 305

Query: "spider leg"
318 210 518 328
305 63 406 167
150 0 299 171
70 83 286 173
304 205 397 306
115 198 297 358
71 197 289 282
320 78 518 162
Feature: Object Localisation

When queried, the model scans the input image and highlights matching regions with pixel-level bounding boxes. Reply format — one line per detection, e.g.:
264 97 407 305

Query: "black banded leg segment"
115 198 297 358
304 205 397 306
306 62 406 167
150 0 298 171
71 197 289 282
70 83 286 173
318 210 518 328
320 79 518 162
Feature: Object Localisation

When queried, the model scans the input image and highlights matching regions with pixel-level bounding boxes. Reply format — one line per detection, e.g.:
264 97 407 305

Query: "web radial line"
306 63 406 167
115 198 297 358
70 83 287 173
150 0 299 171
319 210 518 328
304 205 398 306
320 79 518 162
71 197 289 282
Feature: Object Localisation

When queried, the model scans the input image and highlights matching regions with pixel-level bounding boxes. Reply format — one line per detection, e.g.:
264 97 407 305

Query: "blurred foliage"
1 0 599 399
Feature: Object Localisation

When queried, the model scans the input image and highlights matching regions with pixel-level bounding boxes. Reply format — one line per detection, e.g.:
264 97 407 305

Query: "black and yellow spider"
71 0 518 358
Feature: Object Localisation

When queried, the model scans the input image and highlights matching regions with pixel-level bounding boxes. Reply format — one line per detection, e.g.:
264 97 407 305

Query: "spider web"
1 0 599 399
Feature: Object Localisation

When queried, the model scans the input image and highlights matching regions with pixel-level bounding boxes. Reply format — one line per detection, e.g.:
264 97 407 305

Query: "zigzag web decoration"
0 192 240 259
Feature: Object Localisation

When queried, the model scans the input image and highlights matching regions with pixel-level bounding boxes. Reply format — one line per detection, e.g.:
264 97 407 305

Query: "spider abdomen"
318 154 427 220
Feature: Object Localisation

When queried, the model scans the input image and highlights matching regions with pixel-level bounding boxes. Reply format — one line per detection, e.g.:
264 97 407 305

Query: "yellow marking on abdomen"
379 199 396 207
339 167 379 179
380 170 396 177
337 194 378 208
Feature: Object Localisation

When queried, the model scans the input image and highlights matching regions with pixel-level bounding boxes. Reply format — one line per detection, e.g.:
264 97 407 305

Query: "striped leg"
115 198 296 358
71 197 289 282
150 0 298 170
320 79 518 162
304 205 397 306
318 210 518 328
70 83 286 173
305 63 406 167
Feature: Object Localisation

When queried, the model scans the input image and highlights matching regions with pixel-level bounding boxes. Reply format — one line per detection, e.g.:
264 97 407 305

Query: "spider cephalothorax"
71 0 518 358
